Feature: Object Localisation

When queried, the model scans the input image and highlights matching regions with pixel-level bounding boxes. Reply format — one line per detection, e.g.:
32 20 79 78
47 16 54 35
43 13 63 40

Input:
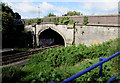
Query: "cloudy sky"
1 0 120 19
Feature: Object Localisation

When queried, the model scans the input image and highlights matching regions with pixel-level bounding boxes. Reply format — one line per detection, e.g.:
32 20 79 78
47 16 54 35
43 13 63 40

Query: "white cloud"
97 2 118 11
1 0 119 18
40 2 54 11
83 3 92 9
81 1 118 15
54 7 70 16
39 2 55 16
38 2 71 17
2 0 35 2
13 3 37 13
2 0 120 2
8 2 71 18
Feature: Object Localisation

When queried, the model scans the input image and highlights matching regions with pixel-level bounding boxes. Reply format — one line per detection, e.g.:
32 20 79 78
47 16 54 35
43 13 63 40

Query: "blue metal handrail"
108 72 120 82
60 52 120 83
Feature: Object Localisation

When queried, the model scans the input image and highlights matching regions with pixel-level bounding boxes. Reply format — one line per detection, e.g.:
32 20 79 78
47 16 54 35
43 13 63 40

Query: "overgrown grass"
2 38 120 83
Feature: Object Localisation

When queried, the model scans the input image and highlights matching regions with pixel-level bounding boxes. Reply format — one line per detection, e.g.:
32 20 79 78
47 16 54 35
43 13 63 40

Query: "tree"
14 12 21 19
1 2 15 34
1 3 16 48
2 12 14 34
46 13 56 17
0 2 14 17
1 2 32 48
0 2 15 34
66 11 81 16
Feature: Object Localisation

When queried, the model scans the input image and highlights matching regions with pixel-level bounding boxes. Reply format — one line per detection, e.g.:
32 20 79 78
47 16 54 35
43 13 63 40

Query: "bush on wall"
83 16 89 25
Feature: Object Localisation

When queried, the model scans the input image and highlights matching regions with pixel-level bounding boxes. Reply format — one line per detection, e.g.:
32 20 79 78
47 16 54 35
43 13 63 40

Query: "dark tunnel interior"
39 28 65 46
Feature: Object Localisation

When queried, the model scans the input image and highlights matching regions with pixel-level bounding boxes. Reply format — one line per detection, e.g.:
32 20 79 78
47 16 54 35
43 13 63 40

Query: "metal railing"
50 52 120 83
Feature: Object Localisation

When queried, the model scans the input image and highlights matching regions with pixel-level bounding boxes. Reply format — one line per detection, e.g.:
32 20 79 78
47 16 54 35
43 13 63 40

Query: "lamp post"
38 6 40 18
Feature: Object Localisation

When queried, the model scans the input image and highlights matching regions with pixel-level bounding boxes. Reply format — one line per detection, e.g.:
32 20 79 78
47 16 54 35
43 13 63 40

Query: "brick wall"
87 15 119 24
42 14 119 24
24 14 120 25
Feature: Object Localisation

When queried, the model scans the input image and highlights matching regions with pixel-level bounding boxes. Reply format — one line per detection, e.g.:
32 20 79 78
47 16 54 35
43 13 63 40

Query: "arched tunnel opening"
39 28 65 46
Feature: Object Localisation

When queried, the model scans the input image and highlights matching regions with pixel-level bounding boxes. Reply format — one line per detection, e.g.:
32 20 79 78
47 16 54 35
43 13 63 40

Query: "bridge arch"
37 26 66 46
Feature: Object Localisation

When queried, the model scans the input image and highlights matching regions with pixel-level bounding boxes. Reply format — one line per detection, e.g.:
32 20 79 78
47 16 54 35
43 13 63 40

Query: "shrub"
37 19 42 24
21 58 117 82
107 38 120 72
2 66 27 83
53 18 59 25
27 20 32 25
69 20 75 24
60 17 70 25
83 16 89 25
2 38 120 82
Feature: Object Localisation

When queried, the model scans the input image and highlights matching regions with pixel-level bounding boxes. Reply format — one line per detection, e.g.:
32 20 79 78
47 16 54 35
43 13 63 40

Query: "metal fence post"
99 57 105 77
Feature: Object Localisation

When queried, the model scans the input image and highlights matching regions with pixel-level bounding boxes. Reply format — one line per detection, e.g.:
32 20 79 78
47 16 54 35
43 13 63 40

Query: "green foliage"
2 66 27 83
14 12 21 19
98 22 100 24
22 39 120 82
69 20 76 24
25 19 37 25
2 12 14 33
1 3 15 33
0 2 14 16
1 2 31 48
47 13 56 17
71 59 117 82
60 17 70 25
53 18 59 25
51 17 75 25
83 16 89 25
49 19 52 22
2 38 120 82
37 19 42 24
27 20 32 25
107 38 120 72
66 11 81 16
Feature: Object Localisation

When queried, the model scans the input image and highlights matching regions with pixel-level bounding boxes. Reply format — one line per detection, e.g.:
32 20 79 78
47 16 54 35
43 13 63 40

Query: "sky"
1 0 120 19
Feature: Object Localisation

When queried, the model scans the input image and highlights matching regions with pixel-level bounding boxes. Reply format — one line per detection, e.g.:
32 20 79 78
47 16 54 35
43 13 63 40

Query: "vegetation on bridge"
2 38 120 83
83 16 89 25
24 11 82 25
25 17 76 25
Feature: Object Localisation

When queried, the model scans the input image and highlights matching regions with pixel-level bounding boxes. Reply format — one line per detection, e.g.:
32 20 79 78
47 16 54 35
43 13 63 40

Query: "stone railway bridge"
25 23 120 47
24 14 120 47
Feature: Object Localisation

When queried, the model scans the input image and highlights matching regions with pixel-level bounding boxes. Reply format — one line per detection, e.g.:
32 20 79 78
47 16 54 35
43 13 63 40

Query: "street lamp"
38 6 40 18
